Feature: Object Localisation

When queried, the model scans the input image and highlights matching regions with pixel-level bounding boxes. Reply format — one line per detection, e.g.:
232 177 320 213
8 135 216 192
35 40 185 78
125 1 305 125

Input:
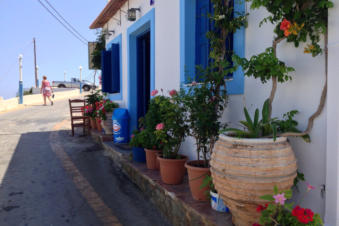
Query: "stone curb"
90 132 222 226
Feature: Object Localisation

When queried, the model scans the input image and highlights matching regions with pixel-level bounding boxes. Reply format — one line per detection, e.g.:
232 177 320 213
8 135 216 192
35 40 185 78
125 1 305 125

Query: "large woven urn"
211 135 297 226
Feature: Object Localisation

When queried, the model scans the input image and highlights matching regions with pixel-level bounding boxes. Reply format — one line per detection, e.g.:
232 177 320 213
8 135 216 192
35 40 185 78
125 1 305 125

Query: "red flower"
292 206 314 224
252 224 261 226
280 19 291 31
169 89 177 97
256 204 268 212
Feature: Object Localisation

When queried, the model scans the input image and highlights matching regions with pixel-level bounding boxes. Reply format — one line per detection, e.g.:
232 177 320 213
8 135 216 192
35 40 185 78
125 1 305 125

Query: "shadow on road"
0 130 170 226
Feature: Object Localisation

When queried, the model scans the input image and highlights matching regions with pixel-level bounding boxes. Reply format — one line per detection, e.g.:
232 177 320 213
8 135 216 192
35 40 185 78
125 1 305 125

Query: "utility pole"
18 54 23 104
79 66 82 94
33 38 38 88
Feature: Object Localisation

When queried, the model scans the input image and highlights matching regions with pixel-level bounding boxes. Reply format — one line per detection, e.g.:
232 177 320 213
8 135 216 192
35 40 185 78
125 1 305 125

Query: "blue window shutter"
101 50 112 93
195 0 210 73
111 43 120 93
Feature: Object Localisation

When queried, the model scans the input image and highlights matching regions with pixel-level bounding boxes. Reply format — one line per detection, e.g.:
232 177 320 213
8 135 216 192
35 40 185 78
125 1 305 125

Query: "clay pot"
185 160 210 201
96 117 102 132
101 111 113 135
158 155 187 185
145 149 161 170
90 118 96 130
211 135 297 226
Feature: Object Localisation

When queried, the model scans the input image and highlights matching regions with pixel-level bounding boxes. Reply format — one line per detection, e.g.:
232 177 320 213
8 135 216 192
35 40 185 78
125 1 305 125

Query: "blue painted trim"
180 0 245 94
80 82 82 94
18 81 23 104
180 0 196 85
226 0 245 95
106 34 123 100
127 9 155 133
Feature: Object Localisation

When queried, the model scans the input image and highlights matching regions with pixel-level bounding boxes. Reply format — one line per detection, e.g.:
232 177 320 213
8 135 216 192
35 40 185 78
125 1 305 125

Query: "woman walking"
40 75 54 106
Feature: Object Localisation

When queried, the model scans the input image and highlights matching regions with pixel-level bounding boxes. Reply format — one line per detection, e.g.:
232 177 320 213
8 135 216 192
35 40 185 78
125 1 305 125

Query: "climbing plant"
91 32 106 69
232 0 333 139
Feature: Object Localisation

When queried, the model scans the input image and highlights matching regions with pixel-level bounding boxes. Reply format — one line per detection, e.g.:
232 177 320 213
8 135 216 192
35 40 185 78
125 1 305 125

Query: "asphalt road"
0 99 170 226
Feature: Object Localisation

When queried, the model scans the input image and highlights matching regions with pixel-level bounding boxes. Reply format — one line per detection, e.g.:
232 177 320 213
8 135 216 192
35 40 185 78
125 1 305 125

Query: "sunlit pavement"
0 99 170 226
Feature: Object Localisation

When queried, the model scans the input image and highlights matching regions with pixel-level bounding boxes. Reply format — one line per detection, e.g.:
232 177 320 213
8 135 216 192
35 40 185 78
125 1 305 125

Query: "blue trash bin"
112 108 129 143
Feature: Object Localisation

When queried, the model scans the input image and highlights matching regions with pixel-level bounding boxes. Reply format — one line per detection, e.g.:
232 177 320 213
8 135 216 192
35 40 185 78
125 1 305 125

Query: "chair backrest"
69 99 85 117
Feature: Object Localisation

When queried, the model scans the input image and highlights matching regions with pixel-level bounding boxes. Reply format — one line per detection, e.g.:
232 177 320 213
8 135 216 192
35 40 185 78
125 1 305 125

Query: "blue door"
195 0 211 71
136 31 151 127
195 0 234 79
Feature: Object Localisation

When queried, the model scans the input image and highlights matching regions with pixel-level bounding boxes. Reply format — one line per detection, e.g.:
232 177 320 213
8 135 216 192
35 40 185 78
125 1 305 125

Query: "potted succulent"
98 99 119 135
208 0 333 224
154 89 189 185
178 81 227 201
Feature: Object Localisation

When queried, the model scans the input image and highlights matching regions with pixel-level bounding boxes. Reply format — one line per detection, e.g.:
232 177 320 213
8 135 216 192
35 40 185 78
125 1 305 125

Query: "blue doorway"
136 31 151 124
127 9 155 133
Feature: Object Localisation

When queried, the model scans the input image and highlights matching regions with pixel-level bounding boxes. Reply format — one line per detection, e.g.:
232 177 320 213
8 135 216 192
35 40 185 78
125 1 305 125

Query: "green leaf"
284 203 293 211
253 109 259 128
260 194 274 201
244 107 254 131
283 189 293 199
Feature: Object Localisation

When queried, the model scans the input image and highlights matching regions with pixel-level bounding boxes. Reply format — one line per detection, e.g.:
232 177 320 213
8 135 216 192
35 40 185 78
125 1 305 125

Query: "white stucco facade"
97 0 338 224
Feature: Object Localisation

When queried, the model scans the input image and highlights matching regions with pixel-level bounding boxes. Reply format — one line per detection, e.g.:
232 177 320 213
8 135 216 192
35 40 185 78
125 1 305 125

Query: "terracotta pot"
101 112 113 135
90 118 96 130
158 155 187 185
145 149 161 170
211 135 297 226
185 160 210 201
95 117 102 132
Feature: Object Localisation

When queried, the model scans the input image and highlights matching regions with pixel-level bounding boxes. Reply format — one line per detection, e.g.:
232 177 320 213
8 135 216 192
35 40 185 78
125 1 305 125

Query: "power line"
36 0 87 45
43 0 89 43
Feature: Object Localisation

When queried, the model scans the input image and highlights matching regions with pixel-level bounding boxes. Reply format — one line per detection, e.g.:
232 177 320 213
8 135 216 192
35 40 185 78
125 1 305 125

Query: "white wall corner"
325 3 339 225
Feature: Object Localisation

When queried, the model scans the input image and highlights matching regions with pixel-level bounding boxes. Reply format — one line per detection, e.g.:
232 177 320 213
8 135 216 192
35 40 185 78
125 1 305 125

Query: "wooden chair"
69 99 89 136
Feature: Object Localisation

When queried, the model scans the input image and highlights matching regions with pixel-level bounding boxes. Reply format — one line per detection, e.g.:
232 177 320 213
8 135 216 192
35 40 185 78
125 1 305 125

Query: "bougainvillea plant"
254 184 323 226
231 0 333 140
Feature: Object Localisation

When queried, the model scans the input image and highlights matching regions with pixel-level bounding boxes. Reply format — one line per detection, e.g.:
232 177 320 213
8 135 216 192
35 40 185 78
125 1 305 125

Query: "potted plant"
82 104 96 129
129 129 147 163
94 101 103 132
178 82 227 201
98 99 119 135
140 91 166 170
209 0 333 224
154 89 189 185
201 175 229 213
253 184 323 226
85 90 103 131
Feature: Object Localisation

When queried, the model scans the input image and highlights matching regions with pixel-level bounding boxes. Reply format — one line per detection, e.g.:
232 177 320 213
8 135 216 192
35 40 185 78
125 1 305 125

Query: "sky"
0 0 107 99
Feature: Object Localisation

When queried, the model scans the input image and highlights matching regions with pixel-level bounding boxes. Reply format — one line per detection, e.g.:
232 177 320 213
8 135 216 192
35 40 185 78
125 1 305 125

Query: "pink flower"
140 127 145 131
151 89 158 96
169 89 177 97
306 182 315 191
156 123 164 130
131 134 135 138
273 193 286 205
192 81 197 86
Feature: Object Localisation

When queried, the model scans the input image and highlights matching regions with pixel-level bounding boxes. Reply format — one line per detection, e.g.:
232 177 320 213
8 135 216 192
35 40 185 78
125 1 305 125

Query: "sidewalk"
91 131 233 226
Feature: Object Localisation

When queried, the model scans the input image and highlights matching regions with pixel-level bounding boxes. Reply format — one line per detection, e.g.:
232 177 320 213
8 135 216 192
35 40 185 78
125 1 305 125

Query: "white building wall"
103 0 334 221
325 2 339 225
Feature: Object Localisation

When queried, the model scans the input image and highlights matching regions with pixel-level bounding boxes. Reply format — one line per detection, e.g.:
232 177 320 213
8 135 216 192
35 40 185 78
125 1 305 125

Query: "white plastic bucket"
210 191 229 213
